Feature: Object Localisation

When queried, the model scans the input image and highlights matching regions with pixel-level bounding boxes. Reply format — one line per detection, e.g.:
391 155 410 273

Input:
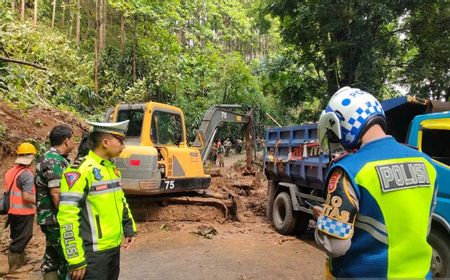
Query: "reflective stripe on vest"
5 165 36 215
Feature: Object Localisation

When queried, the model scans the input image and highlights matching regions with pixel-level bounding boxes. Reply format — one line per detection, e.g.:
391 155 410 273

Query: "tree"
402 1 450 100
51 0 56 28
120 11 125 54
99 0 106 52
20 0 25 21
33 0 38 27
264 0 419 98
76 0 81 45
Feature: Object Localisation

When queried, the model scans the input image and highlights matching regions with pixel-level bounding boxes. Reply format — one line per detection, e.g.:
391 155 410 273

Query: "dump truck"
265 96 450 278
105 102 254 220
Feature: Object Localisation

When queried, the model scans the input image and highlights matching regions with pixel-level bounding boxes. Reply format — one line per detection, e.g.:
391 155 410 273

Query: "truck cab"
382 96 450 278
107 102 210 195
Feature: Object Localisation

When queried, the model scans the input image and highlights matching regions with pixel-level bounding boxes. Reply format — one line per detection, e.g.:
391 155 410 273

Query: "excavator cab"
107 102 210 195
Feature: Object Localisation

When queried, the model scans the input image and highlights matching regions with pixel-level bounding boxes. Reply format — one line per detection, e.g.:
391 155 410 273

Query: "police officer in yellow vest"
57 120 137 280
314 87 438 278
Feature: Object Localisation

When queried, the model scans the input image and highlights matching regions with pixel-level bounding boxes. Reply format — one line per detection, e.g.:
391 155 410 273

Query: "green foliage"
263 0 410 98
7 0 448 133
0 6 94 112
401 2 450 100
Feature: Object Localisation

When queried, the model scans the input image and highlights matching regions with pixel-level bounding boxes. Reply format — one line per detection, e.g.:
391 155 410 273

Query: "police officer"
36 125 75 280
57 120 137 280
314 87 438 278
5 142 37 273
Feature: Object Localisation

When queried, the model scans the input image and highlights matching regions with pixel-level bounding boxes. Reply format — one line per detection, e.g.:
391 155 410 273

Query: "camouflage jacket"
35 147 70 225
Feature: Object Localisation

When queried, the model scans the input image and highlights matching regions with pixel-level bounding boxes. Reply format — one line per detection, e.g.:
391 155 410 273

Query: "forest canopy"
0 0 449 134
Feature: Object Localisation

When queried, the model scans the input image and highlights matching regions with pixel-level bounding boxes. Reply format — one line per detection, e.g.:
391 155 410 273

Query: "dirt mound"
0 101 86 187
207 162 267 224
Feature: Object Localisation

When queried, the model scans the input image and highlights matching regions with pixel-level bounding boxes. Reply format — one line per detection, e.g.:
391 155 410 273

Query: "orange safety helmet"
16 142 37 155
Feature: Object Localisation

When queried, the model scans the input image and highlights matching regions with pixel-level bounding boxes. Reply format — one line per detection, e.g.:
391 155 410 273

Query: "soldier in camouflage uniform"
35 125 75 280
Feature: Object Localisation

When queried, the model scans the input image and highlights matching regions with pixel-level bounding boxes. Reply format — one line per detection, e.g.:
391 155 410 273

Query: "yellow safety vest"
57 150 137 270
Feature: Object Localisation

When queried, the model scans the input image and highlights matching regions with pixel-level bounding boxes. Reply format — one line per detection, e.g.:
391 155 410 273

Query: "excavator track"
126 190 237 222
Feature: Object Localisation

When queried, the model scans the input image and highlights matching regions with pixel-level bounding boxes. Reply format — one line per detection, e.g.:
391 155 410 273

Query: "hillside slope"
0 101 85 187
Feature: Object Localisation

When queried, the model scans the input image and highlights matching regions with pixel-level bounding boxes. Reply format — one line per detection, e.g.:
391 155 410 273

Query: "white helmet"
318 86 386 151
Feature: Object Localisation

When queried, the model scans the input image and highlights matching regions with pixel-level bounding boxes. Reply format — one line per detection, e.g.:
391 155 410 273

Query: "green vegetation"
261 0 450 101
0 0 448 135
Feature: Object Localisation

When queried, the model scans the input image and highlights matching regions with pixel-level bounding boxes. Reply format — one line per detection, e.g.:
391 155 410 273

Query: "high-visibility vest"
58 151 136 270
5 165 36 215
327 137 436 278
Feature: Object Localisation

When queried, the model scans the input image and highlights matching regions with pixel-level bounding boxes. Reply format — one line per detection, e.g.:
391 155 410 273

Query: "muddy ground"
0 102 325 279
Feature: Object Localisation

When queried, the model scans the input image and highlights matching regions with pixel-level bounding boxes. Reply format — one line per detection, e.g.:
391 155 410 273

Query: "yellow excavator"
105 102 254 220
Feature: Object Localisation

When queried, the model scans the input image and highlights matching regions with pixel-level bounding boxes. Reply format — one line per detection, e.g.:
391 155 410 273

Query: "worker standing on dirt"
35 125 75 280
210 143 218 166
236 138 243 154
217 140 225 167
5 142 37 273
57 120 137 280
314 87 438 278
224 138 232 157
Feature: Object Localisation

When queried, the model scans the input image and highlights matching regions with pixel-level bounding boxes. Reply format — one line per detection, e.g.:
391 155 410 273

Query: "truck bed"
264 123 328 190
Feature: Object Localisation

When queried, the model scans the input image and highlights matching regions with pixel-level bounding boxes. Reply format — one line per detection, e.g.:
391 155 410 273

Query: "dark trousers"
8 214 34 252
40 224 68 278
84 246 120 280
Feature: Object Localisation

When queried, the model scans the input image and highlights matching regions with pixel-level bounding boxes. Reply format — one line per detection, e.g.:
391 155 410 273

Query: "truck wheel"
295 211 311 234
272 192 296 235
428 230 450 278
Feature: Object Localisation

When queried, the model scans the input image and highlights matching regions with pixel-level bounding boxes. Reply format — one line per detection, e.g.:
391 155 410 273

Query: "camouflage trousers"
40 224 69 279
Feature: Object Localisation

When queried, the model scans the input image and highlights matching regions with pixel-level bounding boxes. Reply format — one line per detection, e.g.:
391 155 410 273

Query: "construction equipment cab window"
151 111 182 145
117 109 144 137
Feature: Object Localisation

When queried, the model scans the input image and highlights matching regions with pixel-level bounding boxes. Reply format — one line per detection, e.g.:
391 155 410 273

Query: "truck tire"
428 230 450 278
295 211 310 234
272 192 296 235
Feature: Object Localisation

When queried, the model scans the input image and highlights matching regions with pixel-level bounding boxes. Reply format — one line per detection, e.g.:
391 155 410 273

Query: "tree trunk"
102 0 107 50
11 0 15 11
68 4 73 37
244 115 255 172
33 0 38 27
61 1 66 26
132 17 137 82
20 0 25 21
94 0 100 94
98 0 106 52
120 12 125 55
75 0 81 46
324 33 339 97
51 0 56 28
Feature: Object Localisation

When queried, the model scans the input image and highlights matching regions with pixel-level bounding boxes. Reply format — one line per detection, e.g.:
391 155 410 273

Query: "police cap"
86 120 129 138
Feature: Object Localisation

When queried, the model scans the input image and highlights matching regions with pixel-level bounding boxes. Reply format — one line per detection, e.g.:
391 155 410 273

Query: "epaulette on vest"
71 156 86 169
331 151 350 163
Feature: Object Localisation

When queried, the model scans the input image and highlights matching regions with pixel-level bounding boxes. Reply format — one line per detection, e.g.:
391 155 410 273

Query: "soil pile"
0 102 86 188
207 162 267 224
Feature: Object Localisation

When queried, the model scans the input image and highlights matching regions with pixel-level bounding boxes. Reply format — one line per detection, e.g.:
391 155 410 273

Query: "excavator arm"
193 105 254 163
